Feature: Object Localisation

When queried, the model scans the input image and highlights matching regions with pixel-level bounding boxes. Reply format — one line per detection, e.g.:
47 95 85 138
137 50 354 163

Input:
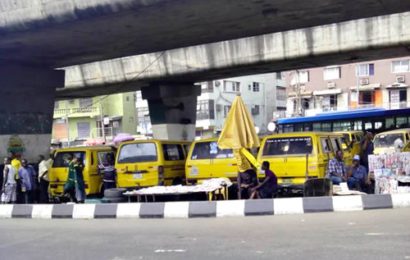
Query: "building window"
252 82 260 92
290 71 309 85
223 81 240 92
251 105 260 115
276 87 287 101
201 81 214 93
392 60 410 73
389 89 407 109
197 100 215 120
302 98 310 110
323 66 341 80
359 91 374 106
79 98 93 108
54 101 59 109
68 99 75 104
223 105 231 117
356 64 375 77
77 122 90 139
276 72 282 80
321 95 338 111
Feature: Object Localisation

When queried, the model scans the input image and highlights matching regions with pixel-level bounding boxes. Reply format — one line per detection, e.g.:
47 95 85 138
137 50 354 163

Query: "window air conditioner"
327 82 336 89
359 78 369 85
396 75 405 83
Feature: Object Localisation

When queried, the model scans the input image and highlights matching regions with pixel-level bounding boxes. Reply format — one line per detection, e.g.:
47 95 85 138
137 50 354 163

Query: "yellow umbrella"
217 95 260 172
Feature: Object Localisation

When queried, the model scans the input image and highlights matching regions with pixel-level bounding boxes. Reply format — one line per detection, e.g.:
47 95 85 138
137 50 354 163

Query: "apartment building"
286 57 410 117
52 93 137 145
136 73 286 138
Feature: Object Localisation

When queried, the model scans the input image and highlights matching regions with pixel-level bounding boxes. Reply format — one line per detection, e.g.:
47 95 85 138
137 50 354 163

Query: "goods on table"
369 152 410 194
123 178 232 196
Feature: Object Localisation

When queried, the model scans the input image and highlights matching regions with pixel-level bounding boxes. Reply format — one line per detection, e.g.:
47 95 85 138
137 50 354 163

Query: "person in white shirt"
1 157 17 204
38 155 52 203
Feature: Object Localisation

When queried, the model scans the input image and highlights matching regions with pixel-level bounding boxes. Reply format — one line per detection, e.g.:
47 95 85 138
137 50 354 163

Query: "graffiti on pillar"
7 135 25 158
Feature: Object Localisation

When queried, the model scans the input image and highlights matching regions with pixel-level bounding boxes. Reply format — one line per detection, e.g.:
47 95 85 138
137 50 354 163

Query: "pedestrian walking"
100 153 116 191
18 159 37 204
1 157 17 204
10 156 23 203
38 155 52 203
64 156 86 203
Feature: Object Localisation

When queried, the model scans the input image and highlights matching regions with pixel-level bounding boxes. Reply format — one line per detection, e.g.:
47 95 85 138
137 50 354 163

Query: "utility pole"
66 116 70 147
100 103 106 143
293 70 303 116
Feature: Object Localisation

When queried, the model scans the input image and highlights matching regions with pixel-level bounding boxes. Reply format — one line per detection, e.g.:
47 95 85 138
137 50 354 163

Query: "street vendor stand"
369 152 410 194
123 178 232 202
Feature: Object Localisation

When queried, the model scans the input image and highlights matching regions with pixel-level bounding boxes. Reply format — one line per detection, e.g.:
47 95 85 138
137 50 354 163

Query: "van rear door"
116 142 159 187
211 144 237 180
261 136 314 186
186 141 212 182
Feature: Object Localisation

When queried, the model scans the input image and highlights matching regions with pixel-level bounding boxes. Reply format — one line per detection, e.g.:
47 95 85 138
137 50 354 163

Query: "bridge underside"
1 0 409 67
57 12 410 99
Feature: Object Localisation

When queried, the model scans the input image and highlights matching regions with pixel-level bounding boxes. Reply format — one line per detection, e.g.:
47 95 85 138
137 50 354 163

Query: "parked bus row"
47 128 410 201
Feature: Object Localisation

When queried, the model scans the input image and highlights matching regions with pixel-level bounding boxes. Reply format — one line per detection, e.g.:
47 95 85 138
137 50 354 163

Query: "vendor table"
123 178 232 202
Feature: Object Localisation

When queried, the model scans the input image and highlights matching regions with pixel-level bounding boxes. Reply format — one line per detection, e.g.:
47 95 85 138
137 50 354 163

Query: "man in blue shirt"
18 159 37 204
347 155 369 191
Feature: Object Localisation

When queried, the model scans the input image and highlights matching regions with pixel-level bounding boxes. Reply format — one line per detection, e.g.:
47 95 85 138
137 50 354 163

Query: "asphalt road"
0 209 410 260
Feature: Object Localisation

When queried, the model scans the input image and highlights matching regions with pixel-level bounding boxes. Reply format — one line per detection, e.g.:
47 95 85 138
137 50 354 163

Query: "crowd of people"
1 152 117 205
1 155 52 204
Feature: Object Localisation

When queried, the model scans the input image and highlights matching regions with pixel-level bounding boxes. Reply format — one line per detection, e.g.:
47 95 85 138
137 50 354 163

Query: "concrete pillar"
0 65 65 162
141 83 201 141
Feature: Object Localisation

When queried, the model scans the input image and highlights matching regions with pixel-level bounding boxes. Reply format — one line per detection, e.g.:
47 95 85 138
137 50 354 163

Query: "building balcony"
53 106 100 119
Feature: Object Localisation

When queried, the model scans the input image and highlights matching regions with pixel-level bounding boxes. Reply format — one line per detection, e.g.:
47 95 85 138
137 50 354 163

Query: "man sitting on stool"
347 155 370 191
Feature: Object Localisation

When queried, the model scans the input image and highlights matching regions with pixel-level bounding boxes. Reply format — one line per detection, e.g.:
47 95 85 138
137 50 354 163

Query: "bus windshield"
191 142 234 160
263 137 313 156
374 133 404 148
117 143 157 163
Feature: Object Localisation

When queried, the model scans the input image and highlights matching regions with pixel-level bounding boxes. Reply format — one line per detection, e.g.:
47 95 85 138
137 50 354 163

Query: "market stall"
369 152 410 194
123 178 232 202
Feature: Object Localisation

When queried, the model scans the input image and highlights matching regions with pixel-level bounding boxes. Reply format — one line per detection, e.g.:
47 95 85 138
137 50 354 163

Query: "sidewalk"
1 193 409 219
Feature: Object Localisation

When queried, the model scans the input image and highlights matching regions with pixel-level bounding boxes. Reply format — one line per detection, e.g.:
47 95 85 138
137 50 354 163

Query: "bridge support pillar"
0 65 65 162
142 83 201 141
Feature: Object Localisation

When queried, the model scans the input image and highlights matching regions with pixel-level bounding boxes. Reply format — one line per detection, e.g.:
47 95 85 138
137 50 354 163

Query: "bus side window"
330 137 342 152
321 138 332 153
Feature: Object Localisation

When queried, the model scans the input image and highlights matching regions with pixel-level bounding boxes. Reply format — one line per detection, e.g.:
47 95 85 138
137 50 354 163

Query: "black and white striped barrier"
1 194 409 219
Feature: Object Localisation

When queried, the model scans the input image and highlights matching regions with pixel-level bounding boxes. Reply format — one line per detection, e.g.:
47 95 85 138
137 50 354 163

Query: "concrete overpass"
1 0 410 160
57 11 410 141
1 0 409 67
60 12 410 99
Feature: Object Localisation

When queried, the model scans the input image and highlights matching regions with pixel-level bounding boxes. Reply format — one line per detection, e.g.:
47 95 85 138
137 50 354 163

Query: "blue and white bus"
276 108 410 133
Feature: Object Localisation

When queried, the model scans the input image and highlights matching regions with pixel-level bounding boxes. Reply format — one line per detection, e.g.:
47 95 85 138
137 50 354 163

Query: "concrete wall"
0 65 64 162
